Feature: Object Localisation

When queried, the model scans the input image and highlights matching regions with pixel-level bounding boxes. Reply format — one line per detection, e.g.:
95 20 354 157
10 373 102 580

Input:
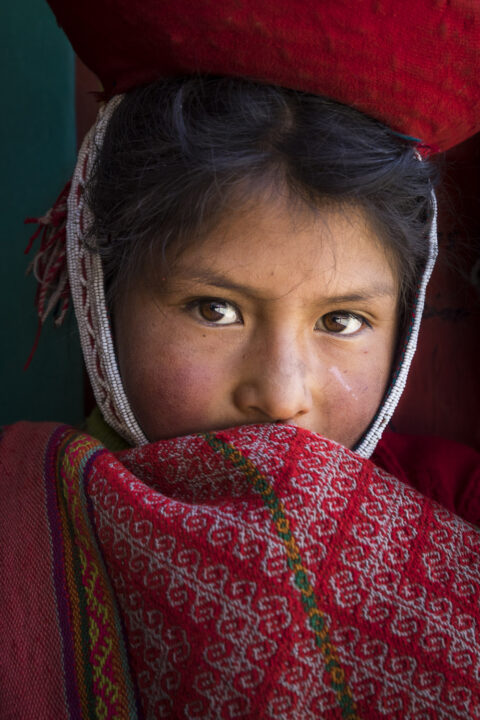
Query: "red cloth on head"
47 0 480 152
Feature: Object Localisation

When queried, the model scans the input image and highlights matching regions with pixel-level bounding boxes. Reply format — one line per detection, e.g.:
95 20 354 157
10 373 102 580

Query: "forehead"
164 197 398 300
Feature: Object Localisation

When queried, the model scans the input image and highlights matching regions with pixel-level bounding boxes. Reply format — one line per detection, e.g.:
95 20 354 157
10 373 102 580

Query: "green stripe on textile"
203 433 360 720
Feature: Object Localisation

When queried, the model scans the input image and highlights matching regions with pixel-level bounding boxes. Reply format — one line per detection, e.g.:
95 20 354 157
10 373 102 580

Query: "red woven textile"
47 0 480 152
3 420 480 718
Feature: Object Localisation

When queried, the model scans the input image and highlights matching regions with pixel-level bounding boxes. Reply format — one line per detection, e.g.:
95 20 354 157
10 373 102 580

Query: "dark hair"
87 75 437 311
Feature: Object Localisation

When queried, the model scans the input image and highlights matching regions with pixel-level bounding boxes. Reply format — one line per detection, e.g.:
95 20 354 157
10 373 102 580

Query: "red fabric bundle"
47 0 480 152
3 420 480 718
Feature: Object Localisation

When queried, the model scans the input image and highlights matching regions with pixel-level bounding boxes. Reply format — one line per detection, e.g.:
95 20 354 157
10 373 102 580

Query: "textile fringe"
24 181 71 369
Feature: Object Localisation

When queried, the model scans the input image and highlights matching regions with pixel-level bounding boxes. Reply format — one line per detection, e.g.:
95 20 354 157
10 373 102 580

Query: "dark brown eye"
196 300 241 325
315 312 364 335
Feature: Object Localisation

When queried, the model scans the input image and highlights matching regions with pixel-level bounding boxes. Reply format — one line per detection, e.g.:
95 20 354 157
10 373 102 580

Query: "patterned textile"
2 420 480 719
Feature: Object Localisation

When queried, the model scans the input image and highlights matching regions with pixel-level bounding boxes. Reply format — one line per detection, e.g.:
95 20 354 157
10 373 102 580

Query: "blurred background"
2 0 83 426
2 0 479 452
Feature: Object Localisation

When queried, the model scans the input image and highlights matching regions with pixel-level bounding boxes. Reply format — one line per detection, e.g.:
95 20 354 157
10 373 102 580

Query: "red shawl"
2 421 480 718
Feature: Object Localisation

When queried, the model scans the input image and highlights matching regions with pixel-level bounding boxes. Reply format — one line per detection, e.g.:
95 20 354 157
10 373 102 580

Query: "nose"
233 335 313 423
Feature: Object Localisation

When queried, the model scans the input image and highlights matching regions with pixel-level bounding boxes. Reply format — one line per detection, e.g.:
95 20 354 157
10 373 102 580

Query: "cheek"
119 333 227 441
320 343 394 447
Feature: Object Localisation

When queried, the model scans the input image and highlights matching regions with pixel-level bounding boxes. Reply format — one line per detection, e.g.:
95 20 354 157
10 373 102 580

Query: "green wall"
1 1 83 425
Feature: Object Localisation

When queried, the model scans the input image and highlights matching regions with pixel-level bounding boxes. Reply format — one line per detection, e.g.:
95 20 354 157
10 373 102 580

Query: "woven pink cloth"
2 421 480 718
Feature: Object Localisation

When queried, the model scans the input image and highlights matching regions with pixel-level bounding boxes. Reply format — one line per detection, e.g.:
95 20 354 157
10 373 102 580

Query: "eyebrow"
175 267 397 304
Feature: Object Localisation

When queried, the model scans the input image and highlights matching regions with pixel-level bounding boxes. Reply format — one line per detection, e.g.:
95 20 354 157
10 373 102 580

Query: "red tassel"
24 181 72 368
23 319 43 372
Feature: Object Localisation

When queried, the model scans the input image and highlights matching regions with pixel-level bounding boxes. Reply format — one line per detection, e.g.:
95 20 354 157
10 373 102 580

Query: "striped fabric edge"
44 426 142 719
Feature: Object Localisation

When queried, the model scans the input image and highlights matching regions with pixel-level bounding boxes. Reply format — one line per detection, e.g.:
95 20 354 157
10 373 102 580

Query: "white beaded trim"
66 96 438 453
66 96 148 447
355 191 438 458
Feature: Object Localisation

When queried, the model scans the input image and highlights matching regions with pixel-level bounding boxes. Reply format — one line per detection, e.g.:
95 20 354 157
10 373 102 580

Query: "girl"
81 77 434 454
2 2 480 719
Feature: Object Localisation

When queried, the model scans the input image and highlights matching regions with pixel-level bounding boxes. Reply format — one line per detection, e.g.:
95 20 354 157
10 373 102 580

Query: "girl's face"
114 198 399 448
